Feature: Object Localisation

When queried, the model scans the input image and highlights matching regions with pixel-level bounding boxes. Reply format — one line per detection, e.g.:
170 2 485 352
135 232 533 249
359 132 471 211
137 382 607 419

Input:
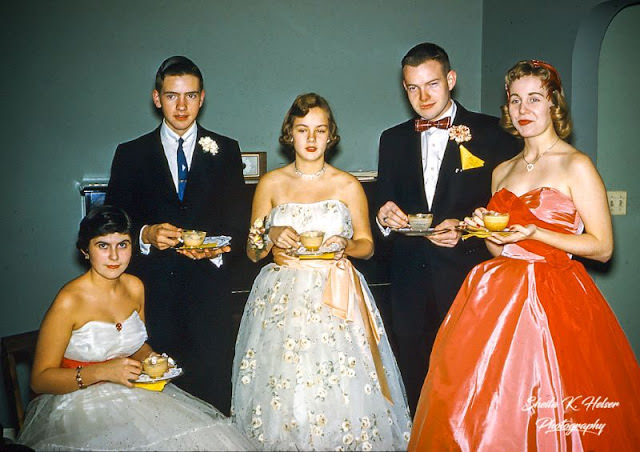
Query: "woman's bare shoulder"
48 276 88 317
117 273 145 313
327 168 367 207
328 166 361 188
492 156 518 190
255 167 292 194
565 146 594 167
495 154 519 174
261 166 291 184
121 273 144 294
564 146 601 184
253 167 293 209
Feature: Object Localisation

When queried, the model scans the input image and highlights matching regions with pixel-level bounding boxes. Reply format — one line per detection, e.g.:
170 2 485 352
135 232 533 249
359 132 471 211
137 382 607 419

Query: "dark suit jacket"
104 124 246 411
376 101 519 334
105 125 245 260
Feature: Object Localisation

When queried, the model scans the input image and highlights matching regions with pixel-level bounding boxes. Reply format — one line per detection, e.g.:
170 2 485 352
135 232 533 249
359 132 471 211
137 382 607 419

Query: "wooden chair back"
1 330 39 431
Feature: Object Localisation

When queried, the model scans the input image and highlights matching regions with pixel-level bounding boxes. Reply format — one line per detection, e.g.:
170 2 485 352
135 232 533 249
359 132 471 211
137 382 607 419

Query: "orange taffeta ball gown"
409 187 640 451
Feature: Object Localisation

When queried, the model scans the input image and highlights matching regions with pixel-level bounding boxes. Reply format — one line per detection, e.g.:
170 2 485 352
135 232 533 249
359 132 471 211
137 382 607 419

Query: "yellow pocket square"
459 145 484 170
134 380 168 391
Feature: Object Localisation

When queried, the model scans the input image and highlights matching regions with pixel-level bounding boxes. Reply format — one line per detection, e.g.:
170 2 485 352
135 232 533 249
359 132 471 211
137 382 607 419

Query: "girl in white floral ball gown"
231 93 411 451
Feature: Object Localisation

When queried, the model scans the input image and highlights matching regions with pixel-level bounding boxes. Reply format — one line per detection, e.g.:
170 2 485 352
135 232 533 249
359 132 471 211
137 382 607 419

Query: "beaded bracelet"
75 366 86 390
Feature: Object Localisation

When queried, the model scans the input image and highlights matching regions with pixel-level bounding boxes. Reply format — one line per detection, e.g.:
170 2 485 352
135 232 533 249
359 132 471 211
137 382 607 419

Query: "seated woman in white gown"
232 93 412 451
17 206 253 451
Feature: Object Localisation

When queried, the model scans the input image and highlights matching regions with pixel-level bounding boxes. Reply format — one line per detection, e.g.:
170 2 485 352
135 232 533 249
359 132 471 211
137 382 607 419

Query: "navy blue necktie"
177 138 187 201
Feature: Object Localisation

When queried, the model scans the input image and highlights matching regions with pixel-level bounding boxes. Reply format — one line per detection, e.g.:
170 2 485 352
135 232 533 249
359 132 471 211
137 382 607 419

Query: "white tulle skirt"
232 263 412 451
18 382 255 451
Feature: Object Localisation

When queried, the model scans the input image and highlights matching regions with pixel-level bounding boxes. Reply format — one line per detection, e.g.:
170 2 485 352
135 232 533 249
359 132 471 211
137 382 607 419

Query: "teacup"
182 229 206 247
143 355 169 378
408 213 433 231
299 231 324 251
483 212 510 231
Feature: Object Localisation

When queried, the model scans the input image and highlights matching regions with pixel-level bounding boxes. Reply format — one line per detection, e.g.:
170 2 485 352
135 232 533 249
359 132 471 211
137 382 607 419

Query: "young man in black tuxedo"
105 56 246 414
375 43 519 414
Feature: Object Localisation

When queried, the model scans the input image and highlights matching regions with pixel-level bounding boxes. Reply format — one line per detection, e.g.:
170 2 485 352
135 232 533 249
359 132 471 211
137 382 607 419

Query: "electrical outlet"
607 191 627 215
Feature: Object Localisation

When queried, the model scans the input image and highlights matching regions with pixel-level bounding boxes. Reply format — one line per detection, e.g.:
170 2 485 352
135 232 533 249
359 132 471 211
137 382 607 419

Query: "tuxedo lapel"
408 127 429 209
431 139 458 209
431 103 467 210
149 128 179 203
182 127 211 204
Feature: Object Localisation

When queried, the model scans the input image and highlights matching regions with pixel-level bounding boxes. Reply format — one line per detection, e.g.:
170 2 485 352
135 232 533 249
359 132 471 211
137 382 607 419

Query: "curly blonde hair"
500 60 572 139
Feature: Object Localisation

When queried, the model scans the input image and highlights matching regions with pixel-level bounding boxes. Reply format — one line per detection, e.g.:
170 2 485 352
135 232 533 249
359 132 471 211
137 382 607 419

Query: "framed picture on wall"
241 152 267 180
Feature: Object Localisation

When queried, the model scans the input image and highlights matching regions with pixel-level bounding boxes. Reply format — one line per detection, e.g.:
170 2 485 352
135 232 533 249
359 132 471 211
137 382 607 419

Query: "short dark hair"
401 42 451 75
76 205 133 252
279 93 340 148
155 56 204 92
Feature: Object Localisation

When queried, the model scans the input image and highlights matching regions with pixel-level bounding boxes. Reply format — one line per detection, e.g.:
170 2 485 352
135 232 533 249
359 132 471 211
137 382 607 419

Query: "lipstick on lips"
106 265 120 269
306 146 317 152
518 119 533 125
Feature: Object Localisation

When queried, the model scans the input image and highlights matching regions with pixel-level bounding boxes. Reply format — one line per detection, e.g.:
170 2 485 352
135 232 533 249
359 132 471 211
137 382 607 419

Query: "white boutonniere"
448 125 472 144
199 136 219 156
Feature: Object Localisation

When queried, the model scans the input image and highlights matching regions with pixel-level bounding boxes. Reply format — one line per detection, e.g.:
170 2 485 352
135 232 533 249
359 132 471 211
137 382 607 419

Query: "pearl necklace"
294 163 326 180
522 137 560 172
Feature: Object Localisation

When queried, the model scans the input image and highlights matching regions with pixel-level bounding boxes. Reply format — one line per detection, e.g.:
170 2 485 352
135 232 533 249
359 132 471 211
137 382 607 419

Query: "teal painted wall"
594 5 640 356
481 0 604 114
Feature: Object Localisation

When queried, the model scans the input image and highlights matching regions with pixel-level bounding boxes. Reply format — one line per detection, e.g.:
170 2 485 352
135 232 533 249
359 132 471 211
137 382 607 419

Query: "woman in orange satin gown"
409 60 640 451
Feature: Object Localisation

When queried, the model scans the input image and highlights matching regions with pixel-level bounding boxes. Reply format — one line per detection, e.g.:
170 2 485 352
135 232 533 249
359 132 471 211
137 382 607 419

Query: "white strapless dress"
17 311 253 451
232 200 411 451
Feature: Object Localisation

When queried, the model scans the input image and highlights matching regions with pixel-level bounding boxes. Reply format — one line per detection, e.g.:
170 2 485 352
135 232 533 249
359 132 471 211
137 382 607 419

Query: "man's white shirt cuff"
139 225 151 255
375 217 392 237
139 224 223 266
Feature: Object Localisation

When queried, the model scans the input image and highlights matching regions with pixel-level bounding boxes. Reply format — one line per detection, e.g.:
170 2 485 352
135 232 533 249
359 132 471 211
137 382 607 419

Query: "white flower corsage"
199 136 219 155
248 217 269 250
449 125 472 144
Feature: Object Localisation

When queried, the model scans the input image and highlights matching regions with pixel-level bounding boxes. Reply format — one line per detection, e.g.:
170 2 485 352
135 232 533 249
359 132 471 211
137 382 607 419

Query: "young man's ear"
152 90 162 109
446 70 457 91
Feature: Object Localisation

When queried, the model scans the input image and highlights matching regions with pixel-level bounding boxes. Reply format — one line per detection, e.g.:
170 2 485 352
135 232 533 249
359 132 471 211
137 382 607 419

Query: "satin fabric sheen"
409 187 640 451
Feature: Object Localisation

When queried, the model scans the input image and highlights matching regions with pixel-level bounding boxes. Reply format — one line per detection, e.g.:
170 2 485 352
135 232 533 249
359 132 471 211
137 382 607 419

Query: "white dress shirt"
377 101 457 236
422 102 456 209
160 120 198 191
139 121 223 266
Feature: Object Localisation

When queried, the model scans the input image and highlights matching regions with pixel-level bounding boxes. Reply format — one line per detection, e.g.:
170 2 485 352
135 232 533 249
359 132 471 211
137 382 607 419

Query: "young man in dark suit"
105 56 246 414
375 43 519 414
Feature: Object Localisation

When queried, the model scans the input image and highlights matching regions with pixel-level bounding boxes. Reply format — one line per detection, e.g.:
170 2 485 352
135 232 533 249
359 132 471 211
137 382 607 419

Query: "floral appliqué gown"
232 200 412 451
17 311 254 451
410 188 640 451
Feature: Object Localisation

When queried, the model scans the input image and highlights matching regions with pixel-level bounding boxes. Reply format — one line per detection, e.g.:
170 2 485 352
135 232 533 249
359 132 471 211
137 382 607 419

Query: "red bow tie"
414 117 452 132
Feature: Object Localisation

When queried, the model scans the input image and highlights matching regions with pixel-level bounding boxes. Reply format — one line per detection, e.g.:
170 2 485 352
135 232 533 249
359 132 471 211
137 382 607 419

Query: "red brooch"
115 322 122 332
